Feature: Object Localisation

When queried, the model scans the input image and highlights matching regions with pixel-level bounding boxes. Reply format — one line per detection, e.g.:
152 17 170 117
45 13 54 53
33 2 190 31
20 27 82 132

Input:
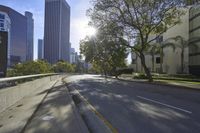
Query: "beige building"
132 8 191 74
189 4 200 75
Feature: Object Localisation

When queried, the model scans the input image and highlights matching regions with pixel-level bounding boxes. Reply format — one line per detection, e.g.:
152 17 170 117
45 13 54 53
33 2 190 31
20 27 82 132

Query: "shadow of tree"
20 85 87 133
68 77 200 133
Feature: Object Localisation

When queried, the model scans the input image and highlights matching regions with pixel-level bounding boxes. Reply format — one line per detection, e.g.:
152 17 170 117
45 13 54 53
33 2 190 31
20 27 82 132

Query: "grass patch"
155 79 200 85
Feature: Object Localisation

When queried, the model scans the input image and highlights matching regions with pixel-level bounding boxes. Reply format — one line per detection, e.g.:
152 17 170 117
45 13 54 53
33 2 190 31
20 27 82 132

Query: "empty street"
65 75 200 133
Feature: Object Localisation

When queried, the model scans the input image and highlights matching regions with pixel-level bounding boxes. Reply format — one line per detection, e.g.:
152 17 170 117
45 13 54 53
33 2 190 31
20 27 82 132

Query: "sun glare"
85 27 96 36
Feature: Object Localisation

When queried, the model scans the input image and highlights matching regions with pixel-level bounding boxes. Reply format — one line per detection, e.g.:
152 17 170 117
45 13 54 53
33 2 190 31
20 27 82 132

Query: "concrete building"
70 48 78 64
0 5 27 66
162 8 190 74
131 8 190 74
189 4 200 75
25 11 34 61
44 0 70 64
186 0 200 5
38 39 44 60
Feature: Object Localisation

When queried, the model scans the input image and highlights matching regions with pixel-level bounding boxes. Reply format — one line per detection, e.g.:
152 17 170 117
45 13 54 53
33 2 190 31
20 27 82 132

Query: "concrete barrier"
0 75 61 113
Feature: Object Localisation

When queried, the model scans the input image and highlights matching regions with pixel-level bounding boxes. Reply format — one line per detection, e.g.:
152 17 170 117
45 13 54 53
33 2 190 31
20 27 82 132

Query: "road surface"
65 74 200 133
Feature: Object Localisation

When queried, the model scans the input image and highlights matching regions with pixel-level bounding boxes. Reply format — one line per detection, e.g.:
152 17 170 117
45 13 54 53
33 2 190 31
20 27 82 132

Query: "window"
0 14 5 19
156 57 160 64
132 59 136 64
0 23 4 28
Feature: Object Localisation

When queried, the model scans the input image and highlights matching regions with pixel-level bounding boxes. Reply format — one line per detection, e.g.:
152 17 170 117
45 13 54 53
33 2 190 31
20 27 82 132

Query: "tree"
147 39 176 73
7 60 52 77
165 35 199 73
147 44 160 72
88 0 186 81
80 28 128 77
52 61 75 73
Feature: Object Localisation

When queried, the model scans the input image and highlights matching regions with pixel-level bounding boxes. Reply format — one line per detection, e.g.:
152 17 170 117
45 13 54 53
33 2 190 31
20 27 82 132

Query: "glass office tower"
0 5 27 66
44 0 70 64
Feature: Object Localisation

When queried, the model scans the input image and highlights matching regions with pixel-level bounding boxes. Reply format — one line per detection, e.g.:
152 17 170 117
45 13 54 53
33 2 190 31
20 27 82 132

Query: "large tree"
80 27 128 77
88 0 186 81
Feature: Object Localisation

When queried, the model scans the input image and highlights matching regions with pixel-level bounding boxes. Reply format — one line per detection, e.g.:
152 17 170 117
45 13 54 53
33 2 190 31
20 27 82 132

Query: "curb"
117 77 200 91
66 83 117 133
63 83 90 133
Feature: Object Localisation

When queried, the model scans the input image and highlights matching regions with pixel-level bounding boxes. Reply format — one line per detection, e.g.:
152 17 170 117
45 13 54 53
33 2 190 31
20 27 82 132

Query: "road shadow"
68 77 200 133
20 84 83 133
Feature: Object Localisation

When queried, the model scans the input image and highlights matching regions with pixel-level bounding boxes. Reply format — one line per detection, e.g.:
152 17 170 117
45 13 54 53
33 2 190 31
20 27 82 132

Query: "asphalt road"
66 74 200 133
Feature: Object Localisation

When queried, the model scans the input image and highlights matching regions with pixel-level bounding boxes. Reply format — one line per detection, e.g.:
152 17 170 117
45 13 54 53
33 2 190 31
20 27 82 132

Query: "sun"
85 27 96 36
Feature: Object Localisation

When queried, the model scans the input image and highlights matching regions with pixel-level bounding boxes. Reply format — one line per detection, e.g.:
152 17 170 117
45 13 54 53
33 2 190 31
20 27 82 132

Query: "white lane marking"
137 96 192 114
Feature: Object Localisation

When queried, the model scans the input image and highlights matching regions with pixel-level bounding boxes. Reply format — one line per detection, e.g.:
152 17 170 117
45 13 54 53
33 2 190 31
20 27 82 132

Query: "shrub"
133 73 148 79
7 60 52 77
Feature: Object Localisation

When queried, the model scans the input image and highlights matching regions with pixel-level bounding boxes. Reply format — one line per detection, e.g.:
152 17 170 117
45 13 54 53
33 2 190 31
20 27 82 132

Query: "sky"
0 0 93 60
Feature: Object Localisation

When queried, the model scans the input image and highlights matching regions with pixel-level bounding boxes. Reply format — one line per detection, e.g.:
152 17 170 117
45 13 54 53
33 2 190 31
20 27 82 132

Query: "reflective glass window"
0 14 5 19
0 23 4 27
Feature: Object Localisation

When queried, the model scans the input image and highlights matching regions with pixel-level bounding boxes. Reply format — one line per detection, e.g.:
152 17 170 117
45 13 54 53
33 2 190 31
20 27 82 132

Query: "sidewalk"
118 76 200 90
0 78 89 133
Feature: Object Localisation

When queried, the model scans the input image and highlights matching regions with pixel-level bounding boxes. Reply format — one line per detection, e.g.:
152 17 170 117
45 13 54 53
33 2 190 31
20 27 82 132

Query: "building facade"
38 39 44 60
70 48 78 64
131 8 190 74
25 11 34 61
189 5 200 75
0 11 11 68
44 0 70 64
0 5 28 66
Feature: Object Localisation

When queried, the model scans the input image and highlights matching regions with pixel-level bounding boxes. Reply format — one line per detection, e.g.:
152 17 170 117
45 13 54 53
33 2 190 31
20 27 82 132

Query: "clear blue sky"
0 0 92 59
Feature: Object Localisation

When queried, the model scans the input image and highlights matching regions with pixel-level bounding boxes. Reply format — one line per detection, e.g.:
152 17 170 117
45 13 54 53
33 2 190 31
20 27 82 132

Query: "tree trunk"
136 55 138 72
151 53 155 72
181 50 184 73
160 48 163 73
140 53 153 82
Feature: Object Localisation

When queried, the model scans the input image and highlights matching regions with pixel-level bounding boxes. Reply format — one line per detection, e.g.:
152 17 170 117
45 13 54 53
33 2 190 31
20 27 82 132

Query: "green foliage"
80 28 128 76
52 61 75 73
88 0 186 81
133 73 148 79
7 60 52 77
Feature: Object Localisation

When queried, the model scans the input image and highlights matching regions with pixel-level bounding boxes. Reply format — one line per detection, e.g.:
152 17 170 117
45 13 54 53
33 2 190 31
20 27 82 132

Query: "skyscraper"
0 11 10 73
25 11 34 61
44 0 70 64
38 39 44 60
0 5 27 66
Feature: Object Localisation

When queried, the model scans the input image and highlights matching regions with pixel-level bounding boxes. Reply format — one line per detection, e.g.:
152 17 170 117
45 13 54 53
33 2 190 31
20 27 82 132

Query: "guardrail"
0 73 61 113
0 73 58 83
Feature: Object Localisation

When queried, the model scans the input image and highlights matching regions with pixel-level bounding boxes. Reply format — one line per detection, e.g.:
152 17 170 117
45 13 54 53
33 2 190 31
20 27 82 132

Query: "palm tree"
147 44 160 72
148 42 175 73
165 35 199 73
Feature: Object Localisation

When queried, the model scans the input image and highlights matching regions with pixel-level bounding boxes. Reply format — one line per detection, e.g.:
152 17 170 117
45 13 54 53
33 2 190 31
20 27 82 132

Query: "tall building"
0 12 9 77
25 11 34 61
38 39 44 60
0 5 27 66
189 5 200 75
70 48 78 64
44 0 70 64
0 11 10 72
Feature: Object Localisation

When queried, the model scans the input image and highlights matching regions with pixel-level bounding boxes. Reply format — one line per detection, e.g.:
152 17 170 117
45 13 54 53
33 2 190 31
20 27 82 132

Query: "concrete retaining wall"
0 75 61 113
